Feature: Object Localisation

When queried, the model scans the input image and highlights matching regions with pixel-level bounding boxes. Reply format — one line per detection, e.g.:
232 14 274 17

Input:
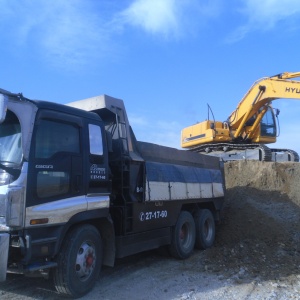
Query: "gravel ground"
0 161 299 299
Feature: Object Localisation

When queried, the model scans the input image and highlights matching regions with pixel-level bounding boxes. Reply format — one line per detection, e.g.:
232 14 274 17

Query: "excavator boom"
275 72 300 79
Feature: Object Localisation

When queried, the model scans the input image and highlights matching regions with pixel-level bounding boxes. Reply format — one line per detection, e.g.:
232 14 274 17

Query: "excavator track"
189 143 272 161
270 148 299 162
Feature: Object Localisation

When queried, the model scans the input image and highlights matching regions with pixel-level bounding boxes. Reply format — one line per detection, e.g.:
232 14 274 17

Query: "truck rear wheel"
194 209 215 249
53 224 102 298
169 211 196 259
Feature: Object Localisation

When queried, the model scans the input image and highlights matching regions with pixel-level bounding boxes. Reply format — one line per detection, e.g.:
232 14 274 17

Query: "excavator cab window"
260 107 276 137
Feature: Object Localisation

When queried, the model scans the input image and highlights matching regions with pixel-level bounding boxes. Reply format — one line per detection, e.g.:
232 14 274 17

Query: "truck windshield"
0 110 22 164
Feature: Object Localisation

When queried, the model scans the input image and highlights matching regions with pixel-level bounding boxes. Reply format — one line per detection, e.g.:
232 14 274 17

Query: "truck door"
27 110 84 208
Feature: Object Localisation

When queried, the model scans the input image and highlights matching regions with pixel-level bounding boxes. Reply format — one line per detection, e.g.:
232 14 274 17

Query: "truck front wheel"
194 209 215 249
169 211 196 259
53 224 102 298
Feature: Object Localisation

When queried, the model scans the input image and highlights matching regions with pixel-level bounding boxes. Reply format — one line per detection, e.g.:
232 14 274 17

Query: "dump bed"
68 95 225 205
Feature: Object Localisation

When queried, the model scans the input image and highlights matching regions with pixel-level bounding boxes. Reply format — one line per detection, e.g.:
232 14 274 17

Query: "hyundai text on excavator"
181 72 300 161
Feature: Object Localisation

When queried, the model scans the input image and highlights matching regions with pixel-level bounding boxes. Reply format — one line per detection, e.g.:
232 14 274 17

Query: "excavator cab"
249 106 277 144
260 107 277 138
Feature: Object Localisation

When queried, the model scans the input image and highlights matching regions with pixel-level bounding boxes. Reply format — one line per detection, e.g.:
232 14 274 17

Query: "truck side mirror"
0 94 8 124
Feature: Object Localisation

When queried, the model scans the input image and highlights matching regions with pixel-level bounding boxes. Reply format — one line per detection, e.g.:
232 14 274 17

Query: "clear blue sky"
1 0 300 154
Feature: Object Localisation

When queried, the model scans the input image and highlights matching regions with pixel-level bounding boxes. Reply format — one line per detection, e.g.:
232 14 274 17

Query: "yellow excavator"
181 72 300 161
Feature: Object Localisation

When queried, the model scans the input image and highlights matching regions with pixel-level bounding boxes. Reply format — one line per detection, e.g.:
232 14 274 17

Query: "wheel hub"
75 242 96 281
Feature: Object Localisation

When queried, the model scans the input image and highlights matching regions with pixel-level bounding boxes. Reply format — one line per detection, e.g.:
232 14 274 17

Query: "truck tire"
169 211 196 259
194 209 215 249
53 224 102 298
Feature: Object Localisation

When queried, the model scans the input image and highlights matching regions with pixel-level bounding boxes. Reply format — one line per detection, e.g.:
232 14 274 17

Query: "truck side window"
89 124 103 155
35 120 80 158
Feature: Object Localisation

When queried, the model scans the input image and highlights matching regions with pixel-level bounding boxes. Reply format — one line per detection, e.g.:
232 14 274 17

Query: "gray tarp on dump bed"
136 141 221 169
137 142 224 201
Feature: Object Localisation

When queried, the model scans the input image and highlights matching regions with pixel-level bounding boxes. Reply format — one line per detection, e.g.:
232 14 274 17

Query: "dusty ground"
0 161 299 299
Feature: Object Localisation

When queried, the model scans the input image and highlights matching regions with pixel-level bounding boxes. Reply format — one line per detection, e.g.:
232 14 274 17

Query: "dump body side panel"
137 141 224 203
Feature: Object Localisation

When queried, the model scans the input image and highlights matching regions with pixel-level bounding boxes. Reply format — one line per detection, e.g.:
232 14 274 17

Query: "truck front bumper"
0 233 9 281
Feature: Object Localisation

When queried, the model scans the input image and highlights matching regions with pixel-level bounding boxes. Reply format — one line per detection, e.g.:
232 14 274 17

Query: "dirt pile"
203 160 300 288
224 160 300 206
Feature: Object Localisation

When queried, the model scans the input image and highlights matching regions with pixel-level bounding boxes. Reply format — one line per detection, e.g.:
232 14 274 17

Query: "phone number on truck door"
139 210 168 221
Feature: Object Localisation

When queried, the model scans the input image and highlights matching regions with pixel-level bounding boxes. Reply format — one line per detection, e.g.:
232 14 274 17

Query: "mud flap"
0 233 9 281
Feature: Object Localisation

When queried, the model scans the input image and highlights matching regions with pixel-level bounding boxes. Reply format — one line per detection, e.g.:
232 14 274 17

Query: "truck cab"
0 91 111 281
